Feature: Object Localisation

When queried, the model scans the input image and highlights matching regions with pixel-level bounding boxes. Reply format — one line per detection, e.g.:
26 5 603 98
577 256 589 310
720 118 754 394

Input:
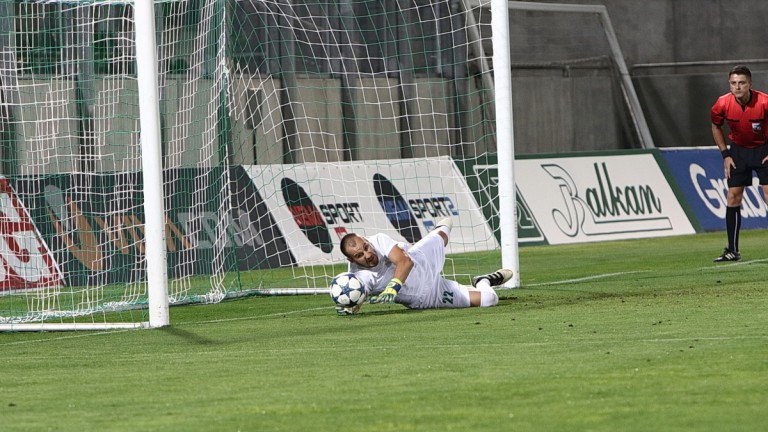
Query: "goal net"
503 1 653 152
0 0 646 329
0 0 505 329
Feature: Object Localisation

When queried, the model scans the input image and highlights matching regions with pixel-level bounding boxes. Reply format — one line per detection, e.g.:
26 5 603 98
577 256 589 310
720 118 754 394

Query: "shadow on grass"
159 326 220 345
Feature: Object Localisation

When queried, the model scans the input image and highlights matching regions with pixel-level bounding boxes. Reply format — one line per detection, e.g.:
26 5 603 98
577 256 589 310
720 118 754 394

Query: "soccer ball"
329 272 367 308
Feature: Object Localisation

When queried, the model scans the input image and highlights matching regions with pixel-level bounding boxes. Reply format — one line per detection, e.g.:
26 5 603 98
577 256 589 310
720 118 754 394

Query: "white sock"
480 289 498 307
435 218 453 236
473 278 498 307
474 277 491 290
437 225 451 237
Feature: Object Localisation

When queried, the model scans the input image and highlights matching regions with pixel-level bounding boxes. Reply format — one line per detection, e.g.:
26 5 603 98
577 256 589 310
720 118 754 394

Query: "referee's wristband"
721 149 732 159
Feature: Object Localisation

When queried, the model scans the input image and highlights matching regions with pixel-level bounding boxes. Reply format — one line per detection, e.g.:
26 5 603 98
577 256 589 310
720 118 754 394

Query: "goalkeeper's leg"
468 279 499 307
467 269 514 307
434 217 453 246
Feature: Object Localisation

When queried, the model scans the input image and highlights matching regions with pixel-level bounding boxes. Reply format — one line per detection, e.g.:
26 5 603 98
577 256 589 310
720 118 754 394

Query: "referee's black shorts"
727 144 768 187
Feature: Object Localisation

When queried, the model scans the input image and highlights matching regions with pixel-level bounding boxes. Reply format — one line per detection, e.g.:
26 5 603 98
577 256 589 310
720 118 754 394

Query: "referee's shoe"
713 248 741 262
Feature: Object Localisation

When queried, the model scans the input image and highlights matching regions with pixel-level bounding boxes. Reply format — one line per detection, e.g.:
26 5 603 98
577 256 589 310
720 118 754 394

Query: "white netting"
0 0 507 326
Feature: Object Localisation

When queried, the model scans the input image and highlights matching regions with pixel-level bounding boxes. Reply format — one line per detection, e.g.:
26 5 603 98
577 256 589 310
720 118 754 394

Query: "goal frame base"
0 322 148 332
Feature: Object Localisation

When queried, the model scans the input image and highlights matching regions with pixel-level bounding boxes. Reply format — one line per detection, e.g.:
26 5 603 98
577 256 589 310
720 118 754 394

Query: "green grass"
2 231 767 431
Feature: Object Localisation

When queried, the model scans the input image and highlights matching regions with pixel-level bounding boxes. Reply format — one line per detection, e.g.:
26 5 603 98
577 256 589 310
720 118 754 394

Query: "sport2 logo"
374 173 458 243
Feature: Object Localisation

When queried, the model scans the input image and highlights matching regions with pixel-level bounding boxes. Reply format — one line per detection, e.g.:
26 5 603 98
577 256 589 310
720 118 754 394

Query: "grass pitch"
2 231 767 431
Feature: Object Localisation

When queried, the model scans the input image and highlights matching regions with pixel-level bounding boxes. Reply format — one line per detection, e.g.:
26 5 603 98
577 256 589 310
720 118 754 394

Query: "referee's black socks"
725 205 741 252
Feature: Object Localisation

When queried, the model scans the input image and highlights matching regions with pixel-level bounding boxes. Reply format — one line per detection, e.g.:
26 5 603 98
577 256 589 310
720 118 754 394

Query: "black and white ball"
329 272 366 308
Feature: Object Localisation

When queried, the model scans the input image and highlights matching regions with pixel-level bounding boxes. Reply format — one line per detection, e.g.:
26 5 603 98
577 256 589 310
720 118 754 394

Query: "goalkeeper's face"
345 236 379 268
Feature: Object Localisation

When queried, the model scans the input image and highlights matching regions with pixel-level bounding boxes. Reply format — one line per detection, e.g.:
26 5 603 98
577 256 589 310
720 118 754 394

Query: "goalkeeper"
336 217 512 315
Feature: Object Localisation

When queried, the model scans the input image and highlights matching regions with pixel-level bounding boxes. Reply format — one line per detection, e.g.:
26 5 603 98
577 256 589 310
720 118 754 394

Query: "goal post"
135 0 169 328
491 0 519 288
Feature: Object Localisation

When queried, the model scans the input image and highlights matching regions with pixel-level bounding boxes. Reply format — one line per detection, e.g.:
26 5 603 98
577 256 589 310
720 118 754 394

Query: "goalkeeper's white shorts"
395 230 472 309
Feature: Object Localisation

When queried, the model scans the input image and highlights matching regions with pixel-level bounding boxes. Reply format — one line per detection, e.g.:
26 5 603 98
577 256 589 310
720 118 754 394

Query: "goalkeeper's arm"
370 246 413 304
369 278 402 304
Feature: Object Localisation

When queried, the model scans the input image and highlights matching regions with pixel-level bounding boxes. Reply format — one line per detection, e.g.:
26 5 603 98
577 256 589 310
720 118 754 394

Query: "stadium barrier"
657 147 768 232
510 150 696 245
3 149 758 289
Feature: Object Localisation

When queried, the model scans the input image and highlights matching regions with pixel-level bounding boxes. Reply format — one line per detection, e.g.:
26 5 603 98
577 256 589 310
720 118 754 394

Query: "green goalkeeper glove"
369 278 402 304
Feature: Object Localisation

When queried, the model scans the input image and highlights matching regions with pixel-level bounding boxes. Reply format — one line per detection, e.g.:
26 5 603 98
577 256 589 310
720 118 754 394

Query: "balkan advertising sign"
514 152 696 244
245 157 498 265
659 147 768 231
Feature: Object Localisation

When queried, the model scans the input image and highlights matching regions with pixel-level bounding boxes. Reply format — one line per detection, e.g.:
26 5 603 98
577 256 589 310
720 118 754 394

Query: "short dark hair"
339 233 358 259
730 65 752 79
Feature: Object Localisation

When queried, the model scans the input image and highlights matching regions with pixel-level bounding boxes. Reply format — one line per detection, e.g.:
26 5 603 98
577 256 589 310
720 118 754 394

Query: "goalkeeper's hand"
369 278 403 304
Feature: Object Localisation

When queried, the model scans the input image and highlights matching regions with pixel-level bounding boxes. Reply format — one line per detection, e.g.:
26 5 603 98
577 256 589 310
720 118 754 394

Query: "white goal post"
491 0 518 288
135 0 170 329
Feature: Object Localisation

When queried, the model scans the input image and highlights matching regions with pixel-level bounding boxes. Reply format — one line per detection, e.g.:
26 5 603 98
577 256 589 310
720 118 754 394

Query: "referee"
711 65 768 262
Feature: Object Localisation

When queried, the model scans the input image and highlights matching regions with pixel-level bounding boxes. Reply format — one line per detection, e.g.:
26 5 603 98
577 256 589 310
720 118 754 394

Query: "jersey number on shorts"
441 290 454 305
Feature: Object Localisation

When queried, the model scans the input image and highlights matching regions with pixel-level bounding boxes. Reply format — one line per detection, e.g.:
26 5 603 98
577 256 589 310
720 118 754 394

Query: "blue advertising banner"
658 148 768 231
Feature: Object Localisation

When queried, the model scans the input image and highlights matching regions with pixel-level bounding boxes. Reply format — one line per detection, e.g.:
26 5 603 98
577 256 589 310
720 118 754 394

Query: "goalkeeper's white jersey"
348 232 470 309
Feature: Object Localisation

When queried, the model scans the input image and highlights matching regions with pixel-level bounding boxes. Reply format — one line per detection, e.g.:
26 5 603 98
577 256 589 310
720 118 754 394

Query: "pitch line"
641 335 768 343
0 329 135 346
524 270 651 287
193 306 331 325
0 307 333 346
697 257 768 271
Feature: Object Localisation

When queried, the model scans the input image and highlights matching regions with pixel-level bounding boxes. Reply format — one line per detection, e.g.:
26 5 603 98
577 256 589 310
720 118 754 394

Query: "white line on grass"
193 306 332 325
641 335 768 343
0 329 136 346
524 270 651 287
697 257 768 271
0 307 334 346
